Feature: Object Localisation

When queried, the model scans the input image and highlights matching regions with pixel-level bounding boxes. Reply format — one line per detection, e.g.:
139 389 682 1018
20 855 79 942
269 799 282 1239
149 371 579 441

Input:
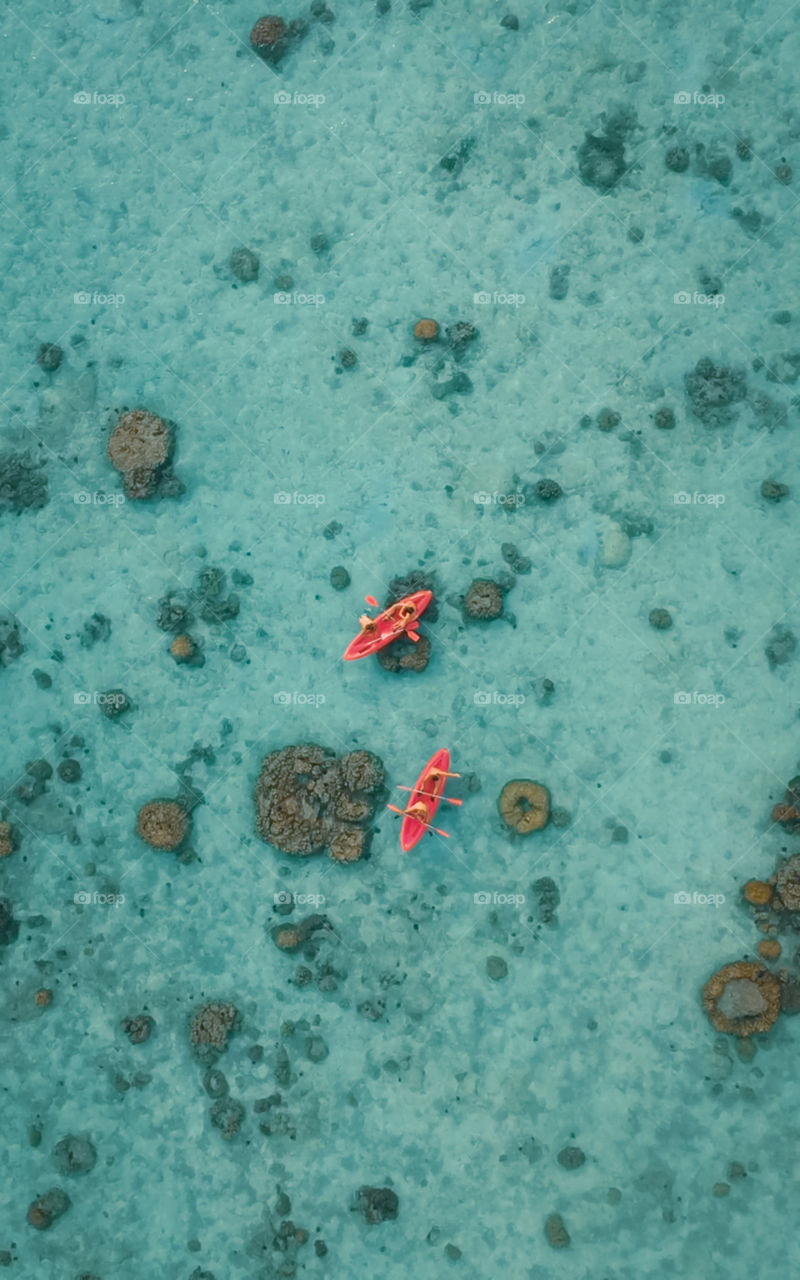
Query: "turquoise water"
2 0 800 1275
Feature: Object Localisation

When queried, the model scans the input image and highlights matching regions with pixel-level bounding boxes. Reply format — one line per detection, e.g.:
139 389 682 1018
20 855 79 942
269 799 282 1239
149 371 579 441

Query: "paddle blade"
365 595 379 607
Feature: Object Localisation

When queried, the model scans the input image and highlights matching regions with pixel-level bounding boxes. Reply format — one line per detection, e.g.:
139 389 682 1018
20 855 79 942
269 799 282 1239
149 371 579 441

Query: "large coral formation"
107 409 182 500
137 800 189 851
254 743 385 861
499 780 550 834
702 961 781 1036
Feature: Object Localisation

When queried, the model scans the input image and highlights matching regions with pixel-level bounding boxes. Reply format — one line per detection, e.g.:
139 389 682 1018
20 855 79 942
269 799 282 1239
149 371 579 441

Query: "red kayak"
387 747 462 851
343 590 432 661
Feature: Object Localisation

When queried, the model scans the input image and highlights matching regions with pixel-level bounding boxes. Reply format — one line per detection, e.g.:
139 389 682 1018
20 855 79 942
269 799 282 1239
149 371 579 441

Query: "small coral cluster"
254 743 385 862
158 564 250 666
703 777 800 1036
771 776 800 832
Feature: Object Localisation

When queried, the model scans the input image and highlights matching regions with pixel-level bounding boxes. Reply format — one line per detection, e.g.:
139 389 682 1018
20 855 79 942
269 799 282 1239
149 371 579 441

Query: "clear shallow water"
2 0 799 1276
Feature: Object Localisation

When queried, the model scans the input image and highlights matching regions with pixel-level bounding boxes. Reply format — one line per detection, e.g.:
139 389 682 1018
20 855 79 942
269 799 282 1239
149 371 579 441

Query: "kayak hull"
400 747 451 852
343 590 432 661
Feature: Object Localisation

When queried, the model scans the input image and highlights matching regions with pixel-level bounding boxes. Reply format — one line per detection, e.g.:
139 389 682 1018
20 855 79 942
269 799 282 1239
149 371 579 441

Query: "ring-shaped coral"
702 961 781 1036
498 780 550 834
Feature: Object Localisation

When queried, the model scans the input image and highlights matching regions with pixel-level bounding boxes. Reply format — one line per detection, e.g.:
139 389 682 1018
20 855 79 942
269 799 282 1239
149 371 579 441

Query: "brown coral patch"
272 914 328 950
772 802 800 827
250 14 288 47
757 939 782 961
137 800 189 851
329 825 365 863
0 821 14 858
464 579 503 620
414 318 439 342
376 632 431 673
742 879 773 907
498 780 550 834
702 961 781 1036
107 409 175 500
774 854 800 911
191 1002 239 1050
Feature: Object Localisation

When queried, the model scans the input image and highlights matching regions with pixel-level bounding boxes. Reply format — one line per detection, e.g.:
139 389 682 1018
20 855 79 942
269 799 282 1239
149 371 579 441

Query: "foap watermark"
474 890 526 907
274 89 325 108
74 291 125 307
673 491 725 507
74 491 125 507
74 890 125 907
473 90 525 108
74 690 129 710
274 691 326 707
673 890 725 907
274 890 326 907
473 491 525 509
674 691 725 708
674 290 725 307
673 90 725 108
73 90 126 107
474 690 525 707
474 290 526 307
274 291 325 307
274 491 325 507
